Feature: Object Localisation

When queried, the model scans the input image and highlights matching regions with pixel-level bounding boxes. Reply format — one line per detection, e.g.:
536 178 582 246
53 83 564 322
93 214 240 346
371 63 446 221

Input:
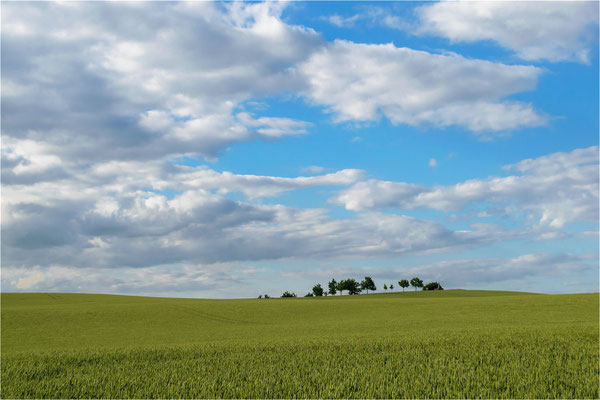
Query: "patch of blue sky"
286 2 514 59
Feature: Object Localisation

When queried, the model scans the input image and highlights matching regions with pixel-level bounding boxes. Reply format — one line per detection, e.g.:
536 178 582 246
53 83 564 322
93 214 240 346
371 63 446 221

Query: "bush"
281 291 296 298
423 282 444 291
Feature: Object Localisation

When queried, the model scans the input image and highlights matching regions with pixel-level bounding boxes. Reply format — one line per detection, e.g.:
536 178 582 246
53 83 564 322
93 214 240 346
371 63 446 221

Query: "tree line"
258 276 443 298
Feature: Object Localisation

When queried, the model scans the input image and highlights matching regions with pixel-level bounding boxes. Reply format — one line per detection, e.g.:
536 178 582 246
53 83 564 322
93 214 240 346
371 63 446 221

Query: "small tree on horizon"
383 283 388 292
423 282 444 291
328 279 338 296
337 280 345 295
410 277 424 291
281 291 296 298
390 284 394 291
360 276 377 294
399 280 409 292
312 284 324 297
346 279 361 295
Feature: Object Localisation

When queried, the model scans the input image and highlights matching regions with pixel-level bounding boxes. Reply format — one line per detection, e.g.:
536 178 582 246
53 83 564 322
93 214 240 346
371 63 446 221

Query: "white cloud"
2 143 508 270
298 40 546 134
2 263 249 298
323 14 361 28
417 1 599 63
333 146 599 228
322 8 411 31
302 165 326 174
15 272 44 289
1 1 321 162
428 158 438 168
398 253 596 288
4 137 503 271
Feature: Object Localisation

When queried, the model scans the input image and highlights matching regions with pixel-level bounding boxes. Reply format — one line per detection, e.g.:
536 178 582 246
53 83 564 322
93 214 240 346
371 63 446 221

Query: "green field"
1 290 598 398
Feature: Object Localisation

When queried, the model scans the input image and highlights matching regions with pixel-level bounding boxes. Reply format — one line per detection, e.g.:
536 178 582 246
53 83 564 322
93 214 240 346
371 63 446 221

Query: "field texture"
1 290 598 398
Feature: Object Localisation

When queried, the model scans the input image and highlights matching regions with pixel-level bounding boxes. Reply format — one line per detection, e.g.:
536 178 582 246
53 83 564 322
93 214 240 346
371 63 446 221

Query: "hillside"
2 290 598 398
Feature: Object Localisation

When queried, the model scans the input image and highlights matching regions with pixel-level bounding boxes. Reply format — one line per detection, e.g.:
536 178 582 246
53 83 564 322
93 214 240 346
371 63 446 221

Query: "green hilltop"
2 290 598 398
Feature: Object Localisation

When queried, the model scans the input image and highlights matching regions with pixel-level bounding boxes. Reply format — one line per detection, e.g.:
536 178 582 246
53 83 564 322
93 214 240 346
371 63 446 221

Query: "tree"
336 280 344 295
281 291 296 298
423 282 444 291
390 284 394 291
337 279 361 295
383 283 388 292
264 294 270 299
345 279 361 295
360 276 377 294
328 279 338 296
258 295 262 299
312 284 324 297
410 277 424 291
304 292 314 297
398 280 409 292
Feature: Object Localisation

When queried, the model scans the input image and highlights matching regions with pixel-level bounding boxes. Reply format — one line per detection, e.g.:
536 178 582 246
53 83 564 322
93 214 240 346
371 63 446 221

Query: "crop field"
1 290 598 399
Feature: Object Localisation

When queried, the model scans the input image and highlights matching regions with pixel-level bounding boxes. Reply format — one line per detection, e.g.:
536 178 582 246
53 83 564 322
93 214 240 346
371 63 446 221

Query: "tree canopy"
328 279 337 296
398 280 409 292
312 284 324 297
423 282 444 291
338 279 361 295
410 277 424 291
360 276 376 294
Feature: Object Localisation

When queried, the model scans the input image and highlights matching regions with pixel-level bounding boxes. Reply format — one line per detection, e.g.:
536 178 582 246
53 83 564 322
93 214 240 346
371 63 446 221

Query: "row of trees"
259 276 443 298
383 277 437 292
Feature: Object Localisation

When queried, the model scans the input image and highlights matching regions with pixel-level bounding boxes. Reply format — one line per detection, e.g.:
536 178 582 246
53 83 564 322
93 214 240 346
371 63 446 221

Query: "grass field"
1 290 598 398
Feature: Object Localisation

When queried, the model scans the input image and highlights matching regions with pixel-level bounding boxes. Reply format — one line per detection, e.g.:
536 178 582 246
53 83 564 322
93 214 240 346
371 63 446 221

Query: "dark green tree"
304 292 314 297
360 276 377 294
398 280 409 292
410 277 424 291
383 283 388 291
328 279 338 296
390 284 394 291
281 291 296 298
345 279 361 295
336 280 344 295
423 282 444 291
312 284 324 297
337 279 361 295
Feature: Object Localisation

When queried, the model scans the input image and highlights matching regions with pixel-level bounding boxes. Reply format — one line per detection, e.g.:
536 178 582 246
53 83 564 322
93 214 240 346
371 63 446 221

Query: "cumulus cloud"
2 182 501 270
2 1 592 298
1 1 320 162
1 263 248 298
416 1 599 63
298 40 546 134
399 253 595 287
333 146 599 228
2 137 494 271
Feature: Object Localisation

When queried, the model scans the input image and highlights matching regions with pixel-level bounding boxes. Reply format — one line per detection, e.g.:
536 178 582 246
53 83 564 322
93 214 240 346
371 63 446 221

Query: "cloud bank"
334 147 599 228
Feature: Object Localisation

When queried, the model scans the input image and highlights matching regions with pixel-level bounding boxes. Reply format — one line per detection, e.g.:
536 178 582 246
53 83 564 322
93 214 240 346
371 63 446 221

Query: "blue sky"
1 1 598 298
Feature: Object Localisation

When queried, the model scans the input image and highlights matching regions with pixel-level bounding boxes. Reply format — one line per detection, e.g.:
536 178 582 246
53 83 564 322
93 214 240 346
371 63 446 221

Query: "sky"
1 1 598 298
